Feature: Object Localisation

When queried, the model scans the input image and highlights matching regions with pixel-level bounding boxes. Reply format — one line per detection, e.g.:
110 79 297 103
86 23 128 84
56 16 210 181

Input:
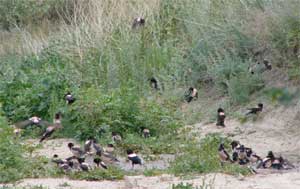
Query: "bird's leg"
220 161 224 167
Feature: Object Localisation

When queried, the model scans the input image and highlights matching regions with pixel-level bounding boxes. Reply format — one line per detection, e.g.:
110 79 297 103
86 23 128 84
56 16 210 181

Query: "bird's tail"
245 111 252 116
39 136 46 143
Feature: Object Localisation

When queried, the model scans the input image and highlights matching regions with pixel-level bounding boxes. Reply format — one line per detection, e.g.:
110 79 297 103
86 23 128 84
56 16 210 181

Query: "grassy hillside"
0 0 299 183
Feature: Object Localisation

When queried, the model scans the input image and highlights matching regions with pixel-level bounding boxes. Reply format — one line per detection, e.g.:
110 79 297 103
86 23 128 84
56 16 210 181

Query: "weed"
172 183 195 189
143 169 165 177
68 167 124 181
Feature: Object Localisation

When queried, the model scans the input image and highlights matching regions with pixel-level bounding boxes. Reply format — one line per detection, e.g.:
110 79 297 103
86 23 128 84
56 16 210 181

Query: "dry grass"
0 0 161 56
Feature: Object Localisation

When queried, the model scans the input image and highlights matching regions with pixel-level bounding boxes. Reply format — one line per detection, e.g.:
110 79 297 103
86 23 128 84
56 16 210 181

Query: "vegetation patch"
68 167 125 181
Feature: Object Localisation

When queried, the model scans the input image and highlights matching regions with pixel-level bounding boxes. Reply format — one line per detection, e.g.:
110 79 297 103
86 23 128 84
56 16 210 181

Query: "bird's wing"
100 161 108 169
252 154 261 159
224 150 231 160
73 147 85 155
45 126 55 132
103 152 119 162
14 120 33 129
52 159 65 165
93 143 103 153
84 141 92 152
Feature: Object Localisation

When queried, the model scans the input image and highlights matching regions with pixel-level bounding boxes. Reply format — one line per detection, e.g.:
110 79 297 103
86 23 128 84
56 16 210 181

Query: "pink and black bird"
39 113 62 142
216 108 226 127
246 103 263 115
218 143 232 166
94 157 108 169
64 92 76 105
127 149 142 169
132 17 145 29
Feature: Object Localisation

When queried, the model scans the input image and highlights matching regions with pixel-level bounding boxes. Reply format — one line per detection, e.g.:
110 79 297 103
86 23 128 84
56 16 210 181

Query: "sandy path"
5 171 299 189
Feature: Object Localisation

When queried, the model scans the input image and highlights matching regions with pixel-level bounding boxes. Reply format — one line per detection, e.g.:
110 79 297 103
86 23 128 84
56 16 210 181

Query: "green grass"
172 183 196 189
172 181 214 189
143 169 165 177
68 167 125 181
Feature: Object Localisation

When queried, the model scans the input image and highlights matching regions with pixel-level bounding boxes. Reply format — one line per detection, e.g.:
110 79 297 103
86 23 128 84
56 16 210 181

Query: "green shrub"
61 86 180 141
0 112 28 183
209 56 264 104
0 54 73 122
227 74 264 104
264 87 299 105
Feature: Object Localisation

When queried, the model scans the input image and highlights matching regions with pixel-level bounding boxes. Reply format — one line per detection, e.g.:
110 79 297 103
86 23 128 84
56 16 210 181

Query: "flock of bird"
218 141 293 172
51 138 142 173
216 103 293 171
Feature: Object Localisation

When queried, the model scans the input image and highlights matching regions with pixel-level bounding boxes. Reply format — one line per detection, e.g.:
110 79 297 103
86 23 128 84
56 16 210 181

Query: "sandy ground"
4 171 300 189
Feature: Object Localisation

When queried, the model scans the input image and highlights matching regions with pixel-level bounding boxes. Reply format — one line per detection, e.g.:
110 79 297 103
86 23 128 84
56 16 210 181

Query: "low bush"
210 56 264 104
0 113 28 183
61 87 181 142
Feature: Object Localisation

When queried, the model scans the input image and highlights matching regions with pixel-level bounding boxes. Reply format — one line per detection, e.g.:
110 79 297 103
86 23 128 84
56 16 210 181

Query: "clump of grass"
58 182 70 187
172 180 214 189
172 183 195 189
143 169 165 177
68 167 125 181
